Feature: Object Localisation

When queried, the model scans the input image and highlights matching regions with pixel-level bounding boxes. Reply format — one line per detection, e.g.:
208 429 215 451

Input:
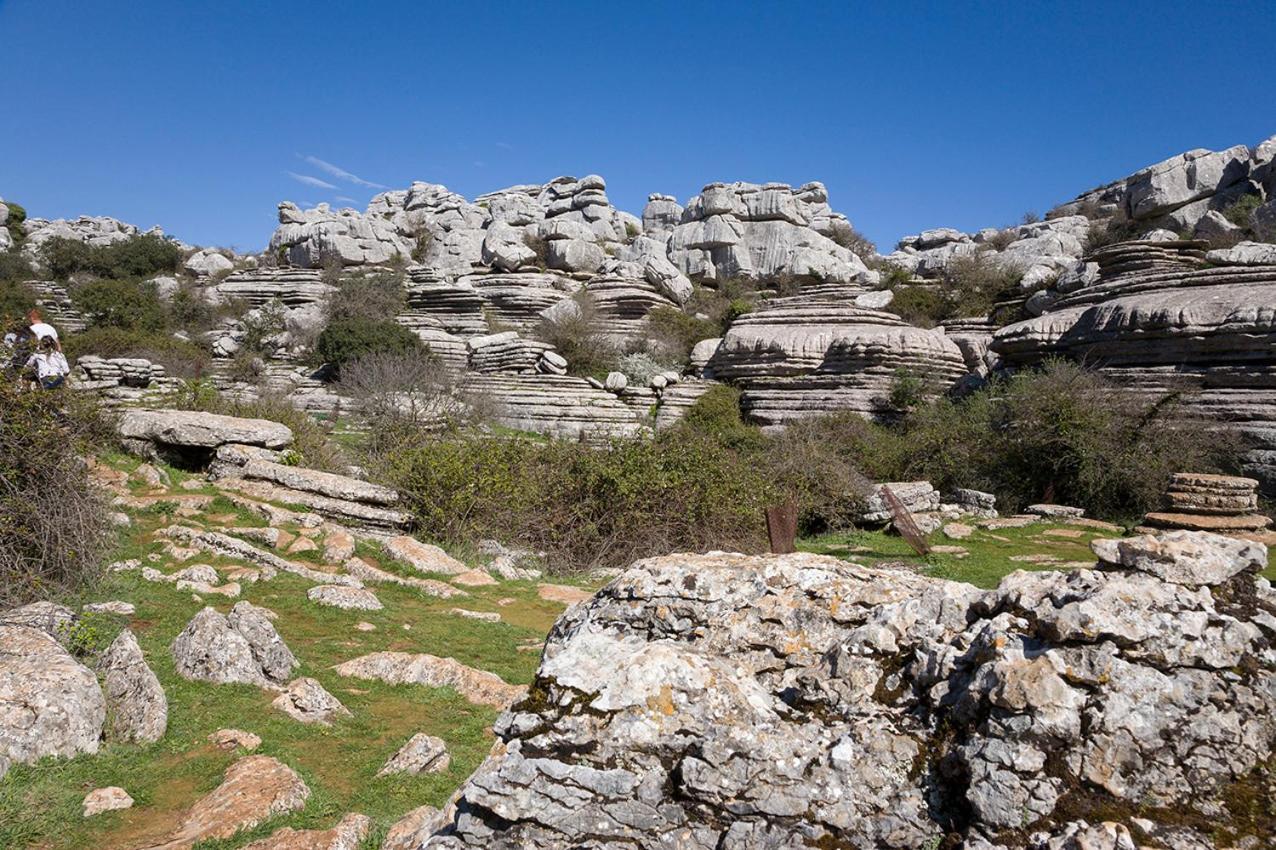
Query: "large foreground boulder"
119 409 293 465
423 534 1275 848
0 625 106 779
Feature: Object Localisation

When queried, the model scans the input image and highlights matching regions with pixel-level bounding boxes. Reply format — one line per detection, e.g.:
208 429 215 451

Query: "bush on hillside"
874 360 1236 519
72 278 167 331
338 351 486 452
644 305 720 363
327 269 406 323
889 252 1025 327
4 201 27 244
0 382 113 607
63 326 209 377
535 293 618 379
0 279 36 327
315 316 421 374
41 233 181 280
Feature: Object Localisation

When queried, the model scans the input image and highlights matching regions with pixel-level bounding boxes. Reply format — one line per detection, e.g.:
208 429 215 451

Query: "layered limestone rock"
212 267 335 308
708 286 968 429
462 374 649 441
993 240 1276 494
1139 472 1273 537
118 409 294 465
666 181 868 283
422 533 1276 848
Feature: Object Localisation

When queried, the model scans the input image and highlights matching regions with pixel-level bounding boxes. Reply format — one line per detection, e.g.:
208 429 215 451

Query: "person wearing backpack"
24 335 70 389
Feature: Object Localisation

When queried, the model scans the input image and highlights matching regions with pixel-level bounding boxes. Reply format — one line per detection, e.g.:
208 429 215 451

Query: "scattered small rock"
83 786 133 817
355 622 376 632
307 584 383 611
942 523 973 540
240 812 371 850
451 608 501 623
209 728 261 751
83 601 135 617
271 677 351 725
452 569 498 587
537 583 593 605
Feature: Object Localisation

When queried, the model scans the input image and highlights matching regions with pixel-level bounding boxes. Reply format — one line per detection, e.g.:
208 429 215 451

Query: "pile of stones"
1139 472 1273 540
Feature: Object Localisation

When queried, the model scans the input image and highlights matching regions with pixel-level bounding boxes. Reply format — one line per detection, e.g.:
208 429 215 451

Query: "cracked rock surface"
422 532 1276 849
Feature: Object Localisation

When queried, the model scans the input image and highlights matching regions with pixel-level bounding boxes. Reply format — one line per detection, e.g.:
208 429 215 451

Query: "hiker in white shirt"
24 335 70 390
27 308 60 351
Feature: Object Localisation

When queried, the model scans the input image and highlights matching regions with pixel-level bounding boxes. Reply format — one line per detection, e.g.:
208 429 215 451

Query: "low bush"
889 252 1025 327
315 316 421 374
868 360 1237 520
1222 194 1263 228
644 305 720 362
829 225 876 258
3 201 26 245
338 351 485 452
72 277 167 331
535 293 618 379
41 233 181 280
327 269 406 323
0 279 36 326
0 381 113 607
62 326 209 378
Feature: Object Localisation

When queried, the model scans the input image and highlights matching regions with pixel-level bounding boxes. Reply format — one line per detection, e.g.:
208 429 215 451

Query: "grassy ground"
0 456 595 850
4 455 1273 849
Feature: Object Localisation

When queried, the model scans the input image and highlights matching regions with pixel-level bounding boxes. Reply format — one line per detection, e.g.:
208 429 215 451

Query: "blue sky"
2 1 1273 253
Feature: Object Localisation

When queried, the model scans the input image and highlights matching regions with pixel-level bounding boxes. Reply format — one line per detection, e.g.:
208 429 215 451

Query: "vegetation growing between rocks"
0 381 114 607
888 252 1027 327
41 233 182 281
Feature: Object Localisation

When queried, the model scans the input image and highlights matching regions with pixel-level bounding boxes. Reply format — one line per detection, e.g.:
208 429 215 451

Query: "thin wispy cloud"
286 171 337 190
302 155 388 189
495 141 514 151
473 160 486 168
335 195 358 204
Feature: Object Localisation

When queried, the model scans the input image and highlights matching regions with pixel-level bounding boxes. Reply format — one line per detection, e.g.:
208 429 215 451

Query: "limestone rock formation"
422 534 1276 848
82 786 134 817
119 409 293 463
171 605 297 688
1139 472 1273 537
100 628 167 744
708 285 968 429
308 584 383 611
0 624 106 780
993 239 1276 494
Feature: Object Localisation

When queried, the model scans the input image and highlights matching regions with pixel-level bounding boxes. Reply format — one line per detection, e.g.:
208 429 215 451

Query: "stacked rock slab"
422 533 1276 849
462 375 647 442
708 286 968 430
1139 472 1272 538
993 239 1276 494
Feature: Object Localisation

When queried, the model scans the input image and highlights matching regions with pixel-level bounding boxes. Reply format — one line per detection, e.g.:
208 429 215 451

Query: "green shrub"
888 252 1025 327
0 279 36 326
239 299 288 355
41 233 181 280
1222 194 1263 227
873 360 1236 520
4 201 26 245
644 306 720 362
327 269 406 323
0 381 113 607
535 293 618 379
72 278 167 331
62 326 209 378
0 251 34 285
315 316 422 373
830 225 876 258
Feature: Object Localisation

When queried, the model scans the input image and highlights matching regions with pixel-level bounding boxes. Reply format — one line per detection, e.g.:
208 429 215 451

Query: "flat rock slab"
384 537 469 576
308 584 383 611
451 608 502 623
240 459 399 506
119 409 293 450
453 569 498 587
344 556 467 599
208 728 261 751
537 583 594 606
83 786 133 817
335 652 525 709
1142 511 1273 532
382 805 446 850
1025 503 1086 518
139 755 309 849
942 523 974 540
240 812 370 850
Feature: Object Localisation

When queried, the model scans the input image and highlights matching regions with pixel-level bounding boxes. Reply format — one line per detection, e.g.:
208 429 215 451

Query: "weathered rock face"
100 629 167 744
171 605 297 688
992 240 1276 494
708 285 968 429
423 534 1276 849
0 624 106 779
119 410 294 466
666 181 868 284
